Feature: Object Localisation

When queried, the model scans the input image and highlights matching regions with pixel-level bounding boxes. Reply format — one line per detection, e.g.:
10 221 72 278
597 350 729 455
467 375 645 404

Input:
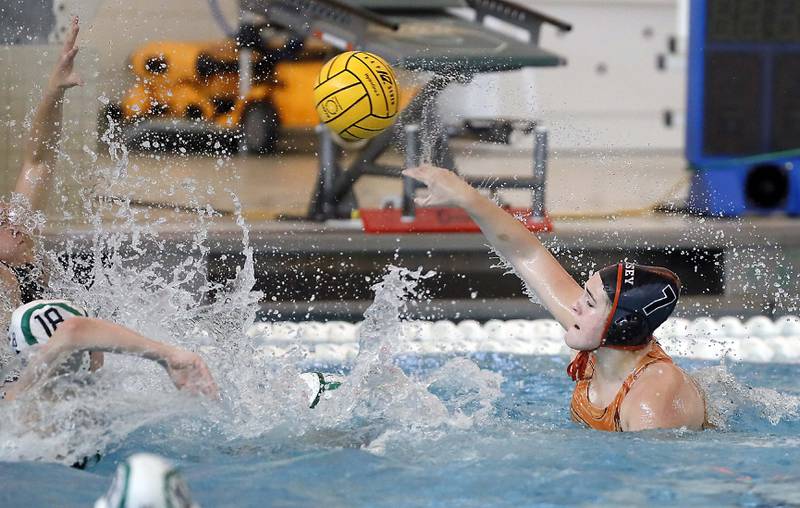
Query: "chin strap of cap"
567 351 591 382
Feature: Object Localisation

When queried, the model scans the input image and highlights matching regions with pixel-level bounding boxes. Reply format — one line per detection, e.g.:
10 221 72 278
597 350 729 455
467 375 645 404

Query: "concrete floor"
64 135 690 226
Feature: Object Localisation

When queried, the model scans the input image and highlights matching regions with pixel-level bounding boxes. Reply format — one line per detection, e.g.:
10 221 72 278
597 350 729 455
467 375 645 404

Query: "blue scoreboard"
686 0 800 216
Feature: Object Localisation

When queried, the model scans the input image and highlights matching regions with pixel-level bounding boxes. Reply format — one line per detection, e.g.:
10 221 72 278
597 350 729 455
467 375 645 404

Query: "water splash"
315 266 451 430
241 268 503 442
210 266 507 451
0 111 261 464
695 364 800 429
0 233 508 465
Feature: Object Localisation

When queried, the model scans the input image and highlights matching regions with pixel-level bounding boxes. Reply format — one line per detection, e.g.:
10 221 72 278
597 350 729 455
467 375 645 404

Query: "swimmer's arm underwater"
16 17 83 212
3 317 219 401
403 165 582 328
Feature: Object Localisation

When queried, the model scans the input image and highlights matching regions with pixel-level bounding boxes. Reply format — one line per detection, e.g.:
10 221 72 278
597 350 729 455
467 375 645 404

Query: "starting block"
291 0 568 226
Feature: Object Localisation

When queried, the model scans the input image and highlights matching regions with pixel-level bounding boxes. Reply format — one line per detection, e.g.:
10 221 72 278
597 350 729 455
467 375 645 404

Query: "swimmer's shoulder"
619 361 705 431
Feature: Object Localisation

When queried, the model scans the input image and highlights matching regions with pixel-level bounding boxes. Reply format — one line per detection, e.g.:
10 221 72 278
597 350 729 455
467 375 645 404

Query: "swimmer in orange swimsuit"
404 165 707 432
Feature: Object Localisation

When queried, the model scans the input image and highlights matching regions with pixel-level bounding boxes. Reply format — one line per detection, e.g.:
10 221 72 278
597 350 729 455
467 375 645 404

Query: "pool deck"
43 208 800 322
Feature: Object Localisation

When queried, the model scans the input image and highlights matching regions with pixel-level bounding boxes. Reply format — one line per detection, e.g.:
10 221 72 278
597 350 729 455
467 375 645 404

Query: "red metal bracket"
359 207 553 234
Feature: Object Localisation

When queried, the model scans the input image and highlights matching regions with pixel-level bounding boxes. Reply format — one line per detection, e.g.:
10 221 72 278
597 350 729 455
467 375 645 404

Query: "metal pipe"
359 163 402 177
238 48 252 99
309 124 338 219
237 47 253 155
403 124 421 221
532 126 548 219
331 127 395 201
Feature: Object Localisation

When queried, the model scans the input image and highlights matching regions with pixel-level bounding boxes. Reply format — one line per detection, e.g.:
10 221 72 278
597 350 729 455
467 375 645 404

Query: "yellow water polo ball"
313 51 400 141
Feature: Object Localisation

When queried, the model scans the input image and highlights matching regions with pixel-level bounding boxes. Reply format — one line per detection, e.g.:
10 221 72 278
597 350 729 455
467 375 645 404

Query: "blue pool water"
2 354 798 508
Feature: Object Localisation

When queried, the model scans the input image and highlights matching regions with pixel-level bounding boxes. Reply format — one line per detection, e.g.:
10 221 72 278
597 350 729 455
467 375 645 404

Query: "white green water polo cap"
95 453 198 508
8 299 89 354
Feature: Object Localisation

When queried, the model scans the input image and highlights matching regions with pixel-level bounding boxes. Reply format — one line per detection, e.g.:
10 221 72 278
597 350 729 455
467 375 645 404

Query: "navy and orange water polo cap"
567 262 681 381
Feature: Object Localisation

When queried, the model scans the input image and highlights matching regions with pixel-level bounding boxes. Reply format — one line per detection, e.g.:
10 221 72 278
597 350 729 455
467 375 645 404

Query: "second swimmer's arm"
4 317 219 400
403 165 582 328
16 17 83 211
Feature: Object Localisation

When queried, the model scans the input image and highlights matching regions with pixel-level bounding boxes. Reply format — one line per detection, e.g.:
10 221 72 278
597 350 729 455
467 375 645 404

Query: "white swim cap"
8 299 91 372
8 299 88 354
94 453 198 508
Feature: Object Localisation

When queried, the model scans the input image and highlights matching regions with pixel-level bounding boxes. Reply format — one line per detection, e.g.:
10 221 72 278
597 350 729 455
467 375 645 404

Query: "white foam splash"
695 364 800 429
0 106 262 464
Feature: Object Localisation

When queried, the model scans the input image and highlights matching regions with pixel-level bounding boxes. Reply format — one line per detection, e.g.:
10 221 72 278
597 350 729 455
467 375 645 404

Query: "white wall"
439 0 686 152
0 46 98 206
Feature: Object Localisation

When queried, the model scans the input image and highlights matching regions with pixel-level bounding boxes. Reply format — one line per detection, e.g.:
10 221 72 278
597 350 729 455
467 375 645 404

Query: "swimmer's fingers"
194 362 220 400
61 48 83 88
204 379 221 400
184 375 219 400
63 73 83 89
404 165 476 208
48 18 82 90
50 46 83 90
401 167 428 185
62 46 79 67
62 16 80 55
166 350 220 400
401 165 441 186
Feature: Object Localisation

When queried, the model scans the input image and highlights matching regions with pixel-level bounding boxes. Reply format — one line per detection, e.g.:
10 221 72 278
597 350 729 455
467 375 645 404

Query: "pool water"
2 353 798 508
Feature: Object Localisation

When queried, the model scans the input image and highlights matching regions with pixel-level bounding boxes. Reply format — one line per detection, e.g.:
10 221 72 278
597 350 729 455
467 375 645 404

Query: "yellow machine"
114 38 328 153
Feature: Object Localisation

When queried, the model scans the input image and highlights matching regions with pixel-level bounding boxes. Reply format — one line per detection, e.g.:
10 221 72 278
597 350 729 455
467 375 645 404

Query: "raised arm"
16 16 83 211
403 165 582 328
4 317 218 400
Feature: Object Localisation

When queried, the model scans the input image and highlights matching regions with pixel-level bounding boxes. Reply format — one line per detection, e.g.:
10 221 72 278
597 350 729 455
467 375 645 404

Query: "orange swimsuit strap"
570 342 673 432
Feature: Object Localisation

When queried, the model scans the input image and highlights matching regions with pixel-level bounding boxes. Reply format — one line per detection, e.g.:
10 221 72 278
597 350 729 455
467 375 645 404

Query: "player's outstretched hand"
164 349 220 400
48 16 83 92
402 165 479 209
